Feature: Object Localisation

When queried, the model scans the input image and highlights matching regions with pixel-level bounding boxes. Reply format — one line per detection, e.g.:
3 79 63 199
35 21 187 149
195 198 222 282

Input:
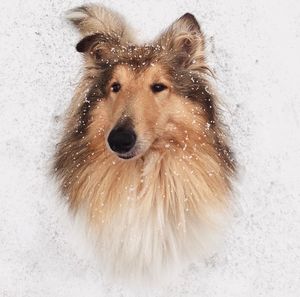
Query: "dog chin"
117 149 142 160
118 153 135 160
112 146 137 159
116 143 151 160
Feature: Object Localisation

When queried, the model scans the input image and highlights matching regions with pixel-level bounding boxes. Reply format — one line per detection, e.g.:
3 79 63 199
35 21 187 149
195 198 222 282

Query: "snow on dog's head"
53 4 236 286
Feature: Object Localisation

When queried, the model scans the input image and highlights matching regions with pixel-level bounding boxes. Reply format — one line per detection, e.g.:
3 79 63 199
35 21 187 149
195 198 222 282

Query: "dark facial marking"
168 65 216 123
75 66 114 137
113 116 134 132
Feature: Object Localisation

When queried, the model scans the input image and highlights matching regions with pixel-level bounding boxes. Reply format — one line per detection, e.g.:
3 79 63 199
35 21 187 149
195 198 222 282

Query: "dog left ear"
157 13 206 71
66 5 134 62
75 33 119 62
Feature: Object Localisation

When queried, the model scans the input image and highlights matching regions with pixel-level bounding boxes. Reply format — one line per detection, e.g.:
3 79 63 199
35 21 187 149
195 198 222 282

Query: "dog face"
69 14 221 162
88 62 211 161
92 63 172 160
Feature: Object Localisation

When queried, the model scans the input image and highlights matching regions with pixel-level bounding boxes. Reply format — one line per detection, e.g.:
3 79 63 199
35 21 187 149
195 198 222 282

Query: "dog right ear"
156 13 206 72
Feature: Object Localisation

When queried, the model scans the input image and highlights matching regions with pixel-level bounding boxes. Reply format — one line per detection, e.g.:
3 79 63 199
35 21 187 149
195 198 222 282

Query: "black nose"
108 127 137 154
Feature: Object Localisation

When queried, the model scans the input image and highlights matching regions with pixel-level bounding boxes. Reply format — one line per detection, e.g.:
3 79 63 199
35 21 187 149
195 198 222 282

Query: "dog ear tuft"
66 4 133 42
178 13 201 32
157 13 206 71
66 5 134 61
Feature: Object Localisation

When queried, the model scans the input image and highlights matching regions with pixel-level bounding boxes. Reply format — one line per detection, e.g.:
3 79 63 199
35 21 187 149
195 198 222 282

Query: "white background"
0 0 300 296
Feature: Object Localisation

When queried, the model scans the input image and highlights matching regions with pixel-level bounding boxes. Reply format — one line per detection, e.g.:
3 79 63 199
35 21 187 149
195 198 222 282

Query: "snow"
0 0 300 296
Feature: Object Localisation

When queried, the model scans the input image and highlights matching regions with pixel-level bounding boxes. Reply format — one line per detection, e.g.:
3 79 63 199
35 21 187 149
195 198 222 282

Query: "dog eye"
111 82 121 93
151 83 167 93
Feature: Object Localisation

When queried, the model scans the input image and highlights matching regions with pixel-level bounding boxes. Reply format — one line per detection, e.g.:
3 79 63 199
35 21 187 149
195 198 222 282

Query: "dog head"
54 6 235 209
65 11 225 162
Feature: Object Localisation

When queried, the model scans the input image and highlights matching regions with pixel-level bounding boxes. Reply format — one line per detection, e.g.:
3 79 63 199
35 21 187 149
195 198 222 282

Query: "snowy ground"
0 0 300 296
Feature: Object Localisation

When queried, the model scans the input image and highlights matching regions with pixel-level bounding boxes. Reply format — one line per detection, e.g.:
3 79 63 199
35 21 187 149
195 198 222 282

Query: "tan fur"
54 4 236 285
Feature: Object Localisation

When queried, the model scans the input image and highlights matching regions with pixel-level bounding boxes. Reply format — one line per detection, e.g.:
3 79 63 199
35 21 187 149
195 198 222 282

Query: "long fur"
65 4 133 40
53 4 236 285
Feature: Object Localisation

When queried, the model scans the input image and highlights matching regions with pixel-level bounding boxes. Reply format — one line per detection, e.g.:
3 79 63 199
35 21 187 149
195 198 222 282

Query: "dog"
53 4 236 285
